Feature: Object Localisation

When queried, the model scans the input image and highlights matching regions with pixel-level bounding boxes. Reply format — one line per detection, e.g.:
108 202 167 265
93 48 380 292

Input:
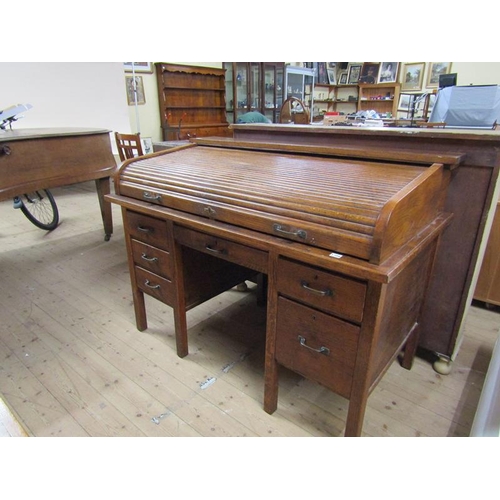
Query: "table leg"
95 177 113 240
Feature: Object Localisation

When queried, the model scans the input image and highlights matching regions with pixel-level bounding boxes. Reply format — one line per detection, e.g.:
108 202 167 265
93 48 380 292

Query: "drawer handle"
144 279 160 290
141 253 158 263
273 224 307 239
301 280 333 297
298 335 330 356
205 245 227 255
137 226 153 233
143 191 162 202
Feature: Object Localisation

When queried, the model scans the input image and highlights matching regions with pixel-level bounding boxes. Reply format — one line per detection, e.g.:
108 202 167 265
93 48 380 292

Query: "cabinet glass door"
235 62 249 121
249 63 261 112
263 63 284 122
224 63 234 124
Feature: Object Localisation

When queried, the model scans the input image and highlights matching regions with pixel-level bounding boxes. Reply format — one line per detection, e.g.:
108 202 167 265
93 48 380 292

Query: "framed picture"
398 93 413 111
141 137 153 155
378 62 399 83
327 69 336 85
124 62 153 73
347 64 362 84
359 63 380 84
317 62 328 84
126 76 146 105
339 71 348 85
402 62 425 91
426 62 451 88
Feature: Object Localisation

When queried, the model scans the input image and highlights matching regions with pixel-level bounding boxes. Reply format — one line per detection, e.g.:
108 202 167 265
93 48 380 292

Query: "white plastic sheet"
430 85 500 128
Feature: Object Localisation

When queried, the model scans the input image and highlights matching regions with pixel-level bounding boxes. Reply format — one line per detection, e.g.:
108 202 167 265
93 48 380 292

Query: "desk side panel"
0 133 116 200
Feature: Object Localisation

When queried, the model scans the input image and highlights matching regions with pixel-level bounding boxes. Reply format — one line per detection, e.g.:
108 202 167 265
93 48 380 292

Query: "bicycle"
1 103 60 231
13 189 59 230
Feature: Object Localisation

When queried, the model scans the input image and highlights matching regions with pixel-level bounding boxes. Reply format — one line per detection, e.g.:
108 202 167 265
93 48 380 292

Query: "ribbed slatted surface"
119 146 426 236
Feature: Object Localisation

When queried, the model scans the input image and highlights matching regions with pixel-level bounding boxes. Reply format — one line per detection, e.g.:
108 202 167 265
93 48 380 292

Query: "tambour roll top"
114 139 450 265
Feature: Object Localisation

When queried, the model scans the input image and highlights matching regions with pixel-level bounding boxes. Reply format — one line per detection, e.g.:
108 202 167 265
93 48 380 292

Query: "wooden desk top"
230 123 500 141
0 127 111 142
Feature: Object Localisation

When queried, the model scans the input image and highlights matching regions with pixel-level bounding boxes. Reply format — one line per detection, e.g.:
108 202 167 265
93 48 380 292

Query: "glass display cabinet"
284 65 316 120
224 62 284 123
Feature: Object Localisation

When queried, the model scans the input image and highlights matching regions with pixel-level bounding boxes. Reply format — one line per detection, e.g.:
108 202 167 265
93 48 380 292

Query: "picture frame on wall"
426 62 451 88
359 63 380 84
126 76 146 105
398 93 413 112
124 62 153 73
378 62 399 83
347 64 362 84
318 62 328 84
401 62 425 91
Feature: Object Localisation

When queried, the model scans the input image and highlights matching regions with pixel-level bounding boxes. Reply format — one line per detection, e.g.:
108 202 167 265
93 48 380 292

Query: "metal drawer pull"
141 253 158 263
205 245 227 255
143 191 162 202
298 335 330 356
144 279 160 289
273 224 307 239
137 226 152 233
301 280 333 297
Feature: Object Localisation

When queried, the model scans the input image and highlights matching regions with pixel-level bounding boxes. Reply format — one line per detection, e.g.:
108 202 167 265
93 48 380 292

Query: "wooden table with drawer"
107 139 455 436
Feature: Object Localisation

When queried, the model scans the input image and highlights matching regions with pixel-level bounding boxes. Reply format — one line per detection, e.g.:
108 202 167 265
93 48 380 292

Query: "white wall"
1 62 131 153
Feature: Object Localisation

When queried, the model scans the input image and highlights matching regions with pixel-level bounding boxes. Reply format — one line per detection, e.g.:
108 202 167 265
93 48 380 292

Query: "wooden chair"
280 97 310 124
115 132 144 161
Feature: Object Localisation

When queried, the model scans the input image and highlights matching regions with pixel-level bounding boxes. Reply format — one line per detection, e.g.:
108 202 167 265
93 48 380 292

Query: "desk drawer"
125 211 170 251
276 258 366 324
135 266 174 305
276 297 359 399
174 225 268 273
131 239 173 279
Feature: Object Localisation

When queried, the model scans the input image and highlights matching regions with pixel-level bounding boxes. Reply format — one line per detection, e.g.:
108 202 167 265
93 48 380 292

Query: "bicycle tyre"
19 189 59 230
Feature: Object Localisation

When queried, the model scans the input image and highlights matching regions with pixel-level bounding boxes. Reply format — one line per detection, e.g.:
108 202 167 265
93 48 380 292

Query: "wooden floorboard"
1 181 499 437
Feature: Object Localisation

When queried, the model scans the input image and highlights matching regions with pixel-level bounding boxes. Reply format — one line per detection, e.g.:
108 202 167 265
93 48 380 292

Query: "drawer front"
174 225 268 273
276 297 359 399
125 211 169 251
276 258 366 324
131 239 173 279
135 266 174 305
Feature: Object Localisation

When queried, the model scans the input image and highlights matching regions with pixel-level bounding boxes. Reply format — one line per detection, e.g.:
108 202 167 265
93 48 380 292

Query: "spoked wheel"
19 189 59 230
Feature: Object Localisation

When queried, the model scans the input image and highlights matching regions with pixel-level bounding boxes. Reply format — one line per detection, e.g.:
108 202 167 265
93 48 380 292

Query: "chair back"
280 97 310 124
115 132 144 161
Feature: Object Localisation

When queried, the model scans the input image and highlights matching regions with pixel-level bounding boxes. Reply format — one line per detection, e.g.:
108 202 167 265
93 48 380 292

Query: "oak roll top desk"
107 136 457 436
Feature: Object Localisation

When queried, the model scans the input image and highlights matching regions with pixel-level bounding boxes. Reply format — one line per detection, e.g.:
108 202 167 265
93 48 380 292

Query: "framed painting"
402 62 425 91
378 62 399 83
327 69 336 85
426 62 451 88
339 71 348 85
124 62 153 73
359 62 380 84
126 76 146 105
317 62 328 84
398 93 413 112
347 64 362 85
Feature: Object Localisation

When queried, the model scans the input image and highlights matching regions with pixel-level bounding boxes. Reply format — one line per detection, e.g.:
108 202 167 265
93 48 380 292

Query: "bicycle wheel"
19 189 59 230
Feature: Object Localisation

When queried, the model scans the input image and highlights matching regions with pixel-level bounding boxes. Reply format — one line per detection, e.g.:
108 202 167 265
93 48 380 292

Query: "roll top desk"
107 137 455 436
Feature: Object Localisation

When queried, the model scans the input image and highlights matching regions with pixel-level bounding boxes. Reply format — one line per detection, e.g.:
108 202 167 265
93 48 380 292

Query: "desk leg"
264 253 279 414
133 289 148 331
401 323 420 370
171 230 189 358
95 177 113 241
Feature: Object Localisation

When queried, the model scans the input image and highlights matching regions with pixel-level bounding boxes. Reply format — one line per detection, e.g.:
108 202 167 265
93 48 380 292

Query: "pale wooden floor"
1 181 499 437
